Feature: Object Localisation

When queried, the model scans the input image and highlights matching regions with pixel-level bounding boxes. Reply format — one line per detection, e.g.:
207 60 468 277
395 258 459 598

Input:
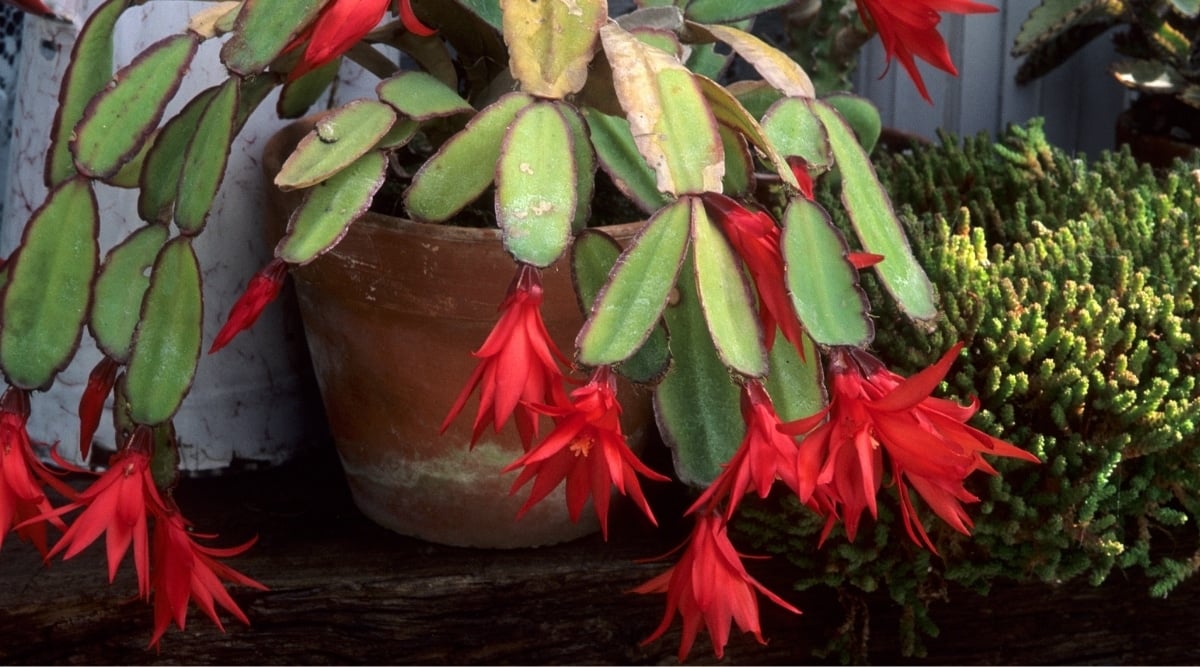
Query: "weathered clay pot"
262 118 653 548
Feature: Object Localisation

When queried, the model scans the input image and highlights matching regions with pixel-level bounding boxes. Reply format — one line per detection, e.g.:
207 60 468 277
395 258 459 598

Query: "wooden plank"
1 446 1200 664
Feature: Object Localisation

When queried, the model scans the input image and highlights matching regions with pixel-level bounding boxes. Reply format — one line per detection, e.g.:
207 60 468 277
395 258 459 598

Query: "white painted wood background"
852 0 1130 157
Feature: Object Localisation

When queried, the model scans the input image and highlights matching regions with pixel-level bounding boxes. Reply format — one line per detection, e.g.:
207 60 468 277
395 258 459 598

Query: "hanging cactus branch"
741 118 1200 660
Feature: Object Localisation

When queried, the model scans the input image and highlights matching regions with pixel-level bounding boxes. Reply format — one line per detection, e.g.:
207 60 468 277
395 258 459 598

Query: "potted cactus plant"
0 0 1038 658
1012 0 1200 165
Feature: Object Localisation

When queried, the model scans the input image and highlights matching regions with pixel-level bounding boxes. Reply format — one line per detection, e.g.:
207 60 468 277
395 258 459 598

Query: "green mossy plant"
740 119 1200 660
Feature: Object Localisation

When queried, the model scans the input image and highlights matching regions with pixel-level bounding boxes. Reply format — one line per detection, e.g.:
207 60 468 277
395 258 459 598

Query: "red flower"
782 343 1039 551
784 155 815 201
40 428 165 598
855 0 997 103
149 509 266 649
78 355 120 460
690 380 805 519
287 0 391 81
503 366 668 538
210 258 288 354
633 511 800 661
701 193 807 356
0 389 70 555
441 263 570 448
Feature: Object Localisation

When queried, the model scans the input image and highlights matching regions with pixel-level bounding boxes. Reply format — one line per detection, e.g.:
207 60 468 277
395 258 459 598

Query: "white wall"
853 0 1130 157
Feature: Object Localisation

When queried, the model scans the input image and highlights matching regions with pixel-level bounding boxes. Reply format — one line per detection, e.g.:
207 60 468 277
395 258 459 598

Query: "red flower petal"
148 509 266 650
784 155 815 200
78 356 120 460
634 513 799 661
209 259 288 354
504 366 667 538
869 341 964 412
289 0 391 81
856 0 996 103
441 264 569 448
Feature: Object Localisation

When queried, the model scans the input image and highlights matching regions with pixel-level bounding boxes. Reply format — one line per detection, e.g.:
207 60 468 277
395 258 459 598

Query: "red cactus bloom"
701 193 807 356
0 389 70 555
633 511 800 661
855 0 997 103
782 343 1040 551
441 263 570 448
287 0 390 81
847 251 885 269
784 155 815 201
210 258 288 354
149 509 266 650
78 355 120 460
690 380 805 519
503 366 668 537
39 428 165 598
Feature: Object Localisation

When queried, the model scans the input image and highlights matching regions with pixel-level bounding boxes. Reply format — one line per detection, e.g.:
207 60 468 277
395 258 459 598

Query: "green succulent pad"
739 119 1200 661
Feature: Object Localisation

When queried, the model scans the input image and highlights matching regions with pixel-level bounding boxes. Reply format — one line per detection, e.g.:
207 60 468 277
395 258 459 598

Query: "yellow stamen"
569 437 594 458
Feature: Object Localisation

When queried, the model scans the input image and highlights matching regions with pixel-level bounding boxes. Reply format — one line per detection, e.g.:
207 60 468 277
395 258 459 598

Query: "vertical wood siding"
853 0 1130 156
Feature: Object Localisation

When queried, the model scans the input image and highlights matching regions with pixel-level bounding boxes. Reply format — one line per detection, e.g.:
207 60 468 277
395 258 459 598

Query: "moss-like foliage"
739 119 1200 660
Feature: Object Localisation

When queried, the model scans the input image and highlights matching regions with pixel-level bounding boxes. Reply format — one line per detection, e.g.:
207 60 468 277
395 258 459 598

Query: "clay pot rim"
354 209 647 245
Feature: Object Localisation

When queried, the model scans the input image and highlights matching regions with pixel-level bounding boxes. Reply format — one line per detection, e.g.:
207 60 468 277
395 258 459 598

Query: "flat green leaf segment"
578 198 690 366
278 150 388 265
221 0 326 75
91 224 169 362
0 179 99 390
697 23 814 98
691 201 767 377
175 79 240 234
405 92 533 222
719 126 753 196
684 0 793 23
72 33 198 180
47 0 129 187
571 231 670 384
559 105 596 231
279 60 339 119
496 103 575 268
782 197 873 347
1012 0 1121 56
584 109 669 214
126 239 202 426
275 100 397 191
694 75 798 189
502 0 605 98
139 87 220 223
764 334 825 423
762 96 831 171
654 251 742 486
600 23 723 196
824 93 882 155
1172 0 1200 16
812 100 938 322
377 71 474 120
454 0 503 31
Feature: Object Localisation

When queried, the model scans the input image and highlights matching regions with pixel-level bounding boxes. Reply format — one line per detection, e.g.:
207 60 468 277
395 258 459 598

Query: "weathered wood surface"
1 444 1198 665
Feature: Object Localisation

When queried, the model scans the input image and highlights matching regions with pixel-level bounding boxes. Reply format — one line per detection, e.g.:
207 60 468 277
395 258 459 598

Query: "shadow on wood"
1 439 1197 665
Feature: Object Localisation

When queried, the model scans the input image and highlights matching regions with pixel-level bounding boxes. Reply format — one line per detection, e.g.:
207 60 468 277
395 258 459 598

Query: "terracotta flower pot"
262 117 654 548
1116 103 1200 169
